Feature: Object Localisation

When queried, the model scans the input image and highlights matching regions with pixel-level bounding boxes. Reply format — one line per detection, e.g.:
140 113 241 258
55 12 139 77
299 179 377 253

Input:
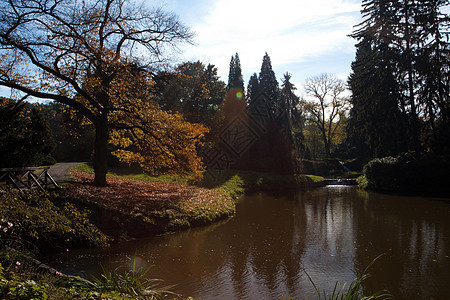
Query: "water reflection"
43 187 450 299
352 191 450 299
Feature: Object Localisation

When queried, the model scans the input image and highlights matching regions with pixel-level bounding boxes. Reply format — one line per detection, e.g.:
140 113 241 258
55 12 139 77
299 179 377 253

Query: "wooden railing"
0 167 59 193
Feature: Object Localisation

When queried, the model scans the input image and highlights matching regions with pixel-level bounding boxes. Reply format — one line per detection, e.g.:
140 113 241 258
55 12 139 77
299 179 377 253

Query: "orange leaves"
97 64 209 179
110 104 209 179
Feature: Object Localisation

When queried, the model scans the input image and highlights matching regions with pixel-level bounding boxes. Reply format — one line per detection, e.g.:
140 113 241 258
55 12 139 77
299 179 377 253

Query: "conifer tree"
279 73 299 131
258 53 279 121
415 0 450 152
227 53 244 91
246 73 260 106
279 73 307 158
347 37 408 158
351 0 450 155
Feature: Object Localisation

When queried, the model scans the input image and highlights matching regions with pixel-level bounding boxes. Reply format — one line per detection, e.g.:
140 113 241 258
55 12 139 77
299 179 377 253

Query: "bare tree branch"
303 73 350 157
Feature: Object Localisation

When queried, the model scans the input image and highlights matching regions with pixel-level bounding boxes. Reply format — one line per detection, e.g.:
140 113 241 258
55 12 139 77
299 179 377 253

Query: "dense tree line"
0 98 55 167
0 0 353 180
0 48 343 175
4 0 446 180
209 52 309 173
348 0 450 159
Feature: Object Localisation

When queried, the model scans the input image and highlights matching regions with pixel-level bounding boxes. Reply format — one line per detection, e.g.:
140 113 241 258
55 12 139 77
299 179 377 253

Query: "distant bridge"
0 167 59 193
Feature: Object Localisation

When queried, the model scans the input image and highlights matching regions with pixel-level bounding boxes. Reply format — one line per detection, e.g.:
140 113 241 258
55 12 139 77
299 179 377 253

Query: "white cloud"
172 0 362 86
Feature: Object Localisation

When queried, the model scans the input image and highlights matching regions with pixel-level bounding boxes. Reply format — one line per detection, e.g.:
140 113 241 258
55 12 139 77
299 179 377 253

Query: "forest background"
0 0 449 186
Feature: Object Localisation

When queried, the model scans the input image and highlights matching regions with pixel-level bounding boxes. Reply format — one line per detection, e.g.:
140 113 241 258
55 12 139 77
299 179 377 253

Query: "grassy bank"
64 166 236 240
0 247 185 299
65 164 324 239
197 169 324 198
0 192 137 299
73 164 325 197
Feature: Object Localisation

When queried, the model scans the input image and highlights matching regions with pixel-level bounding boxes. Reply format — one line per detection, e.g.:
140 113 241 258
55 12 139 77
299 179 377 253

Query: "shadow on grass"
71 163 325 199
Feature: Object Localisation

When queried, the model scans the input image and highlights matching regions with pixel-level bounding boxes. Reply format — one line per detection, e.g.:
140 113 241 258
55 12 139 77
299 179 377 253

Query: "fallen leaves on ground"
64 169 235 237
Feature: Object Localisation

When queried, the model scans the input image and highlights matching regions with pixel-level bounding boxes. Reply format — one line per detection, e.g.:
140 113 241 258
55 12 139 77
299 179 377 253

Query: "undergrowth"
0 191 108 253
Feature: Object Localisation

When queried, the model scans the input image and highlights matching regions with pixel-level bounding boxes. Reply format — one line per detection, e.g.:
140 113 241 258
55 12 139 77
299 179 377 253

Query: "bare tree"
302 73 349 158
0 0 193 185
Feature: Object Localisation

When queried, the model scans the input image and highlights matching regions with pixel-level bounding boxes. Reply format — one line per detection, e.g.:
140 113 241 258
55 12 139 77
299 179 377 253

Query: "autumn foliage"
110 108 208 178
0 0 194 185
92 64 210 179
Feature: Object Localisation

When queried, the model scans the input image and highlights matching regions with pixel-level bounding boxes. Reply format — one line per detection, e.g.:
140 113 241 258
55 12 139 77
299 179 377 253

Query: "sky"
161 0 364 94
0 0 364 99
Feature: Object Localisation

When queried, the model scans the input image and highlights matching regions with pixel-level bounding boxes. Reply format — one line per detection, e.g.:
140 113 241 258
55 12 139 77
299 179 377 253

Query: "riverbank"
63 165 324 239
63 166 236 239
0 165 325 299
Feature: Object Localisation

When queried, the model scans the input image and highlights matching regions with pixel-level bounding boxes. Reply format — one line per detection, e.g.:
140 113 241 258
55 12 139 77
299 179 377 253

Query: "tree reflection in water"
42 187 450 299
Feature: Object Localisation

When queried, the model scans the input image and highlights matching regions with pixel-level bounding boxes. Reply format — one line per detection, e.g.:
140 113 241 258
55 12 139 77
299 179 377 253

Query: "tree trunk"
322 129 331 158
404 0 421 155
93 113 108 186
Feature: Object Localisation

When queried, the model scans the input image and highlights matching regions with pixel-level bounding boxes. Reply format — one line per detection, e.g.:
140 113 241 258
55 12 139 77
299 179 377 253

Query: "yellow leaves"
109 129 133 148
110 100 208 178
88 62 210 179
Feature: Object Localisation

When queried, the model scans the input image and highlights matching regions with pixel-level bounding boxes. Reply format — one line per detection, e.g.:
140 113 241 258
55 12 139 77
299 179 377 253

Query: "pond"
43 186 450 299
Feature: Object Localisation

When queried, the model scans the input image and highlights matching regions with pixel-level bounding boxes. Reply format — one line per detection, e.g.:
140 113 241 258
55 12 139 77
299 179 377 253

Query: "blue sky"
161 0 363 93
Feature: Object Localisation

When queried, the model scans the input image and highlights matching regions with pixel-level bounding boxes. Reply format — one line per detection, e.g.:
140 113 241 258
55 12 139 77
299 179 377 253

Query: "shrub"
0 262 49 300
363 153 450 195
356 175 368 189
0 191 108 253
363 156 399 191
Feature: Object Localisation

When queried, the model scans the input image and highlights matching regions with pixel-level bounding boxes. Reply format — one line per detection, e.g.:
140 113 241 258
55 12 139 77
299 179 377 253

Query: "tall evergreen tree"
351 0 450 155
279 73 299 131
246 72 260 106
352 0 418 152
415 0 450 152
279 73 307 158
258 52 279 121
347 37 408 158
227 53 244 91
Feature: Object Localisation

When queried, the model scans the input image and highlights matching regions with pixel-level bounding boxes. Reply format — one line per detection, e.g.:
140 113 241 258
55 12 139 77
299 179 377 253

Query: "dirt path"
48 162 85 184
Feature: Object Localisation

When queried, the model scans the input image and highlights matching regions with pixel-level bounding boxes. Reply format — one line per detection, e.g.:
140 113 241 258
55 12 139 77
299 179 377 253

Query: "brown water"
43 186 450 299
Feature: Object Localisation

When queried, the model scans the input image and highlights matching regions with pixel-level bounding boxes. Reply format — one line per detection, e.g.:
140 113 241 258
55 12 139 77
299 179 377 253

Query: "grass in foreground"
303 255 391 300
0 250 184 299
89 257 179 299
